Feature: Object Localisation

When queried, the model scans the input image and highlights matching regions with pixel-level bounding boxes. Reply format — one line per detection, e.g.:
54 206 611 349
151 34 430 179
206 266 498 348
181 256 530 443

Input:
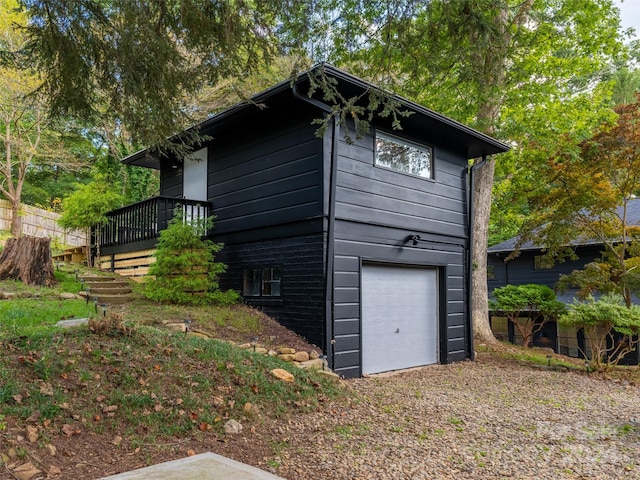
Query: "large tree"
520 99 640 307
16 0 314 150
322 0 626 344
0 0 87 235
10 0 629 345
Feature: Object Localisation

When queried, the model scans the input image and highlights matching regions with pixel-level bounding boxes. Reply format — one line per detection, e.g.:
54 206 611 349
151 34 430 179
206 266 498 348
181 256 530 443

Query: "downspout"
467 155 488 361
292 83 337 368
323 116 339 368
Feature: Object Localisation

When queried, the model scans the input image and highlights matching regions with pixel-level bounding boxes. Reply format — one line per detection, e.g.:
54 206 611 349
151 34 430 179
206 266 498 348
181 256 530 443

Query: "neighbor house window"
242 267 281 297
375 131 433 178
487 264 496 280
534 255 554 270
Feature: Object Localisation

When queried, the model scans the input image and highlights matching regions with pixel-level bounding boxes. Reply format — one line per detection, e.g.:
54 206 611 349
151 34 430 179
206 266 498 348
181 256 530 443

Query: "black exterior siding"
330 129 470 377
488 245 604 292
217 234 326 350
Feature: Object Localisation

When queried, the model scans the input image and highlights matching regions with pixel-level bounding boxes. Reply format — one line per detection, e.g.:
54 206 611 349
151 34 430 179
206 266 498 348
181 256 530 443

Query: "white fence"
0 200 85 247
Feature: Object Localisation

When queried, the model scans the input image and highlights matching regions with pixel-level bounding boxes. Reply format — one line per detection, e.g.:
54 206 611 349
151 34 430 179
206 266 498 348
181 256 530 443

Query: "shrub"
490 284 565 348
559 293 640 371
143 210 239 305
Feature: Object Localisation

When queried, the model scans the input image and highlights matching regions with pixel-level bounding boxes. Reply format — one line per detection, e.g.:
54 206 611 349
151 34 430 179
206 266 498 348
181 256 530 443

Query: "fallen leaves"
26 425 38 443
38 381 54 396
61 424 81 437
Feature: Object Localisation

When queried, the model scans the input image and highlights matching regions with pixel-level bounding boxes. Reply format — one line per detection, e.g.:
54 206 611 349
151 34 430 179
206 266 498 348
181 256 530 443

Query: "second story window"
375 131 433 179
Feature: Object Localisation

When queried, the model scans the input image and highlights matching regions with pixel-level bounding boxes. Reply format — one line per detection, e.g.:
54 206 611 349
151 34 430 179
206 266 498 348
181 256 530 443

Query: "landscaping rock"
298 358 326 370
309 350 319 360
166 322 187 332
315 369 341 381
59 292 79 300
277 353 295 362
278 347 296 355
294 351 310 362
187 331 210 339
271 368 295 383
55 318 89 328
1 292 17 299
224 419 243 434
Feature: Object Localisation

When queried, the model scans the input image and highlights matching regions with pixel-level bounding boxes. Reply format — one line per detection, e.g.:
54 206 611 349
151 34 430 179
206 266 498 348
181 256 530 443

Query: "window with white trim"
375 131 433 178
242 267 281 297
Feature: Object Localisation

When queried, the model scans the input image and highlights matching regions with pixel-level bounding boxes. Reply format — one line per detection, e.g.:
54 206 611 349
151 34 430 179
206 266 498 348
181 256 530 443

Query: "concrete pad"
99 452 286 480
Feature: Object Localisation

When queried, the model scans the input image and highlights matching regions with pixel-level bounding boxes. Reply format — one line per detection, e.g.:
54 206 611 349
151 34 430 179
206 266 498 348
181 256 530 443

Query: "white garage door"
361 264 438 374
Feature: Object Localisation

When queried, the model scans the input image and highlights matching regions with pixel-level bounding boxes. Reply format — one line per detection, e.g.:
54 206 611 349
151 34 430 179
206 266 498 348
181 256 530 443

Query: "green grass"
0 264 345 453
0 321 343 447
0 298 94 337
480 342 583 370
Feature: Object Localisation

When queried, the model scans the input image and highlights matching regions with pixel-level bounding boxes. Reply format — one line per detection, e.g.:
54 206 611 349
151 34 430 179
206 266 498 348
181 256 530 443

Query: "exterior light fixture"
407 234 421 246
250 336 259 352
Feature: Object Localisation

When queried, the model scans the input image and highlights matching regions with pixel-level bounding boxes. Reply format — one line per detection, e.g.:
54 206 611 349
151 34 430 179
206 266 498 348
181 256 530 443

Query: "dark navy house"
98 64 509 377
487 199 640 364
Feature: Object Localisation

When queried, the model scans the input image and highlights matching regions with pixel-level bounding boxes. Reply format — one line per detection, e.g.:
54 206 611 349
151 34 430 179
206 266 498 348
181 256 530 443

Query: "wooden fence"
0 200 85 247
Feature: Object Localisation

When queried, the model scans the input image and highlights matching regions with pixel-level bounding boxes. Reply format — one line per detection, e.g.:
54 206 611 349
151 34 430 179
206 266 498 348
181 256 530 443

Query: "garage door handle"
395 328 400 333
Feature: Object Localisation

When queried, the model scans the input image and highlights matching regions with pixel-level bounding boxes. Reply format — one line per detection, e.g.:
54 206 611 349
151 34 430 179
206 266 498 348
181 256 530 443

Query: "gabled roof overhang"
123 63 510 169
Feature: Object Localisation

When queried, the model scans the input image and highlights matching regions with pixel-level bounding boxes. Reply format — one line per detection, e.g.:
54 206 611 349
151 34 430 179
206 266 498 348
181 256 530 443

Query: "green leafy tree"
144 212 239 306
559 293 640 371
17 0 314 150
0 0 90 235
490 284 566 348
322 0 626 344
58 175 123 265
521 99 640 307
13 0 629 346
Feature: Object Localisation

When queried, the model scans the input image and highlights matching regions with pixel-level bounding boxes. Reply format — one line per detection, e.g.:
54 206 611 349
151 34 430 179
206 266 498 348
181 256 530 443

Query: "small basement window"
534 255 554 270
375 131 433 178
242 267 281 297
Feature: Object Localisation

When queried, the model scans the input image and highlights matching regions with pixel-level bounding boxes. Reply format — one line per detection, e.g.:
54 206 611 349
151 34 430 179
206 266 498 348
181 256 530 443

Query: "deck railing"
98 196 213 248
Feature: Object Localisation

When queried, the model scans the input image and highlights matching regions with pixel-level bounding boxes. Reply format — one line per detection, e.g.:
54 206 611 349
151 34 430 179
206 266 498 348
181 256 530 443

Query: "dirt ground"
2 348 639 480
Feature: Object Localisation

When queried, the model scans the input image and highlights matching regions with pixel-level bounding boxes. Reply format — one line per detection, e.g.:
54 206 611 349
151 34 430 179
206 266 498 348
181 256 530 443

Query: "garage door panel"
362 265 438 374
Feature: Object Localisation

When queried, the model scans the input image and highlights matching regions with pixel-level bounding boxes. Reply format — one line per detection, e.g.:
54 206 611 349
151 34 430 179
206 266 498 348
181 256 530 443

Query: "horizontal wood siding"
330 126 471 377
332 220 468 378
160 167 183 198
334 131 468 237
217 233 326 350
208 109 324 238
488 246 604 292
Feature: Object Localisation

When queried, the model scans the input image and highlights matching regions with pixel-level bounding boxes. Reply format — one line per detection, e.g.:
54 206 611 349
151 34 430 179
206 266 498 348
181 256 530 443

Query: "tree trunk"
471 158 499 345
10 200 22 238
0 236 56 287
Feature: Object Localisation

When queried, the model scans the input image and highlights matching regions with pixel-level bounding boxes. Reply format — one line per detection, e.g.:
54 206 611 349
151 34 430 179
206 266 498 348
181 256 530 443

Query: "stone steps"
78 274 135 305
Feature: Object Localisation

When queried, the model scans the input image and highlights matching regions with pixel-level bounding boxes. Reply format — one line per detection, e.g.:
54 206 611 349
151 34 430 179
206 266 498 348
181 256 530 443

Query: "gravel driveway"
268 353 640 480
